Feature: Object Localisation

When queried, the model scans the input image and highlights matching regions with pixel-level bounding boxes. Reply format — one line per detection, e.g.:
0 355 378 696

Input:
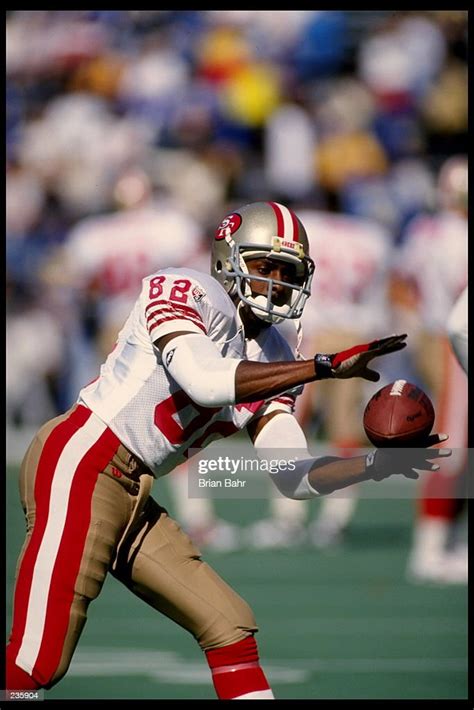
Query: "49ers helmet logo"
214 213 242 240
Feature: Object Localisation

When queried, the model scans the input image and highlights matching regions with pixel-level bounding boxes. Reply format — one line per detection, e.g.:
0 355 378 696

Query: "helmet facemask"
222 239 314 324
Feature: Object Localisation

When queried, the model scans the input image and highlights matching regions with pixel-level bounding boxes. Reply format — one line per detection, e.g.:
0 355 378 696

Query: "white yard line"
66 648 467 684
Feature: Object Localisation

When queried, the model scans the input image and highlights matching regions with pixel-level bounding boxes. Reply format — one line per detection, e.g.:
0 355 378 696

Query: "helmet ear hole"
216 260 222 272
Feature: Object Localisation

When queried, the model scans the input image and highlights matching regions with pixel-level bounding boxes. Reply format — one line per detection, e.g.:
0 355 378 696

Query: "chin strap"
294 318 304 360
249 294 290 323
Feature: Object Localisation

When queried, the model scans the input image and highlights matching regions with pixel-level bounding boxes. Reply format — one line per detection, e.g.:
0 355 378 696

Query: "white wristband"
253 412 321 499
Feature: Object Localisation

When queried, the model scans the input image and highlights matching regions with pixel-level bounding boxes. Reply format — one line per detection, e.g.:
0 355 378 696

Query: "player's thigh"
19 410 133 601
316 331 367 444
322 377 366 444
113 498 257 650
414 332 445 397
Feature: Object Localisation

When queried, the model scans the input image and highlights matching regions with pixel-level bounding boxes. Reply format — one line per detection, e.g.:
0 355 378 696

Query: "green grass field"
6 464 468 701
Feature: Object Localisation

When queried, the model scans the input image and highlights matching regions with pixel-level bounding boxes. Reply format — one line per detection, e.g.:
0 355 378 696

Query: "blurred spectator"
313 77 389 202
68 52 127 100
340 158 437 242
206 10 310 61
292 11 349 80
117 30 191 137
150 145 233 223
357 12 446 108
17 92 154 216
421 58 468 153
195 23 252 84
6 280 64 426
6 11 109 78
221 61 282 129
264 102 318 202
6 161 46 235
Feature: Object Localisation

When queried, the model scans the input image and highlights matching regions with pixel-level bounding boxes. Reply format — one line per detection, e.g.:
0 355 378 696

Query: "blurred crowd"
6 9 467 426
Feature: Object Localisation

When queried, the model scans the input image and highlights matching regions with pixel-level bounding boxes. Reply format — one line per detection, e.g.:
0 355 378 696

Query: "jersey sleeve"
256 390 298 417
264 329 301 415
250 328 301 419
142 272 209 342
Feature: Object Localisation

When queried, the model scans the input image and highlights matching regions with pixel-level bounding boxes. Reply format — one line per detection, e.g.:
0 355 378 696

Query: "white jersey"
78 268 296 477
395 211 467 333
63 200 203 323
296 210 392 336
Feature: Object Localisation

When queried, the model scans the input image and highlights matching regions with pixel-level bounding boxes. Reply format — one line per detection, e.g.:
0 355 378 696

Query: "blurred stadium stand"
6 10 467 429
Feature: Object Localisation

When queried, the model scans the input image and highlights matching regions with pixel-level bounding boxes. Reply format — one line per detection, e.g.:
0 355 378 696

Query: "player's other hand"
314 334 408 382
365 433 451 481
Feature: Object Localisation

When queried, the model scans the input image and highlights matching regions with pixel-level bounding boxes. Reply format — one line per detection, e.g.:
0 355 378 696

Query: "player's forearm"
307 456 371 495
253 414 373 500
235 359 317 403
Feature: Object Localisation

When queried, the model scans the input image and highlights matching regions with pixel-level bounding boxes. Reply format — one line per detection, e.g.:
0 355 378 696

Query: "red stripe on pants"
6 649 41 689
7 406 92 674
33 426 121 685
7 406 121 686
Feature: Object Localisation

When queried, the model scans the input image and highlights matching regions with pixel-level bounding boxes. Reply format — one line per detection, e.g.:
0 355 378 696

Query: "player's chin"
271 294 291 308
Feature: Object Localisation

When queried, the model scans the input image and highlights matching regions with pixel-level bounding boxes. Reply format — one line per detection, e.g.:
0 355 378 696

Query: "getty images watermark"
187 443 470 500
196 455 297 490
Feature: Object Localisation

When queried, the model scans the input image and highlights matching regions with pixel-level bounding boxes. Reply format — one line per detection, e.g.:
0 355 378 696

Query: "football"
363 380 435 447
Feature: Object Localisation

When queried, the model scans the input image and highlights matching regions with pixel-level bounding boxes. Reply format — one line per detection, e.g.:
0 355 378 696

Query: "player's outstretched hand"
365 433 452 481
314 334 408 382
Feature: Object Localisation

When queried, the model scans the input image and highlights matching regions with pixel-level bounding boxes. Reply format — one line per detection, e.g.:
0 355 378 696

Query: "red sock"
6 646 41 690
205 636 272 700
419 471 460 518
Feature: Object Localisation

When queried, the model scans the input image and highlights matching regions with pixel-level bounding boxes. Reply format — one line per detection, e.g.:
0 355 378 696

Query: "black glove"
314 334 407 382
365 434 451 481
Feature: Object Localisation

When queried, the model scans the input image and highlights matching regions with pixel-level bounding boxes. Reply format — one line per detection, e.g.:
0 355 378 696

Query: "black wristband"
365 450 386 481
366 449 401 481
314 353 334 380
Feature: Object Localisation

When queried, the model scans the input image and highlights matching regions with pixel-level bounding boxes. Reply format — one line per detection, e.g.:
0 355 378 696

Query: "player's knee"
197 595 258 651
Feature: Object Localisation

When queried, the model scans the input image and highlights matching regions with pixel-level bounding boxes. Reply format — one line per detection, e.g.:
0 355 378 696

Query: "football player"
393 156 468 584
6 201 448 699
447 285 468 375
